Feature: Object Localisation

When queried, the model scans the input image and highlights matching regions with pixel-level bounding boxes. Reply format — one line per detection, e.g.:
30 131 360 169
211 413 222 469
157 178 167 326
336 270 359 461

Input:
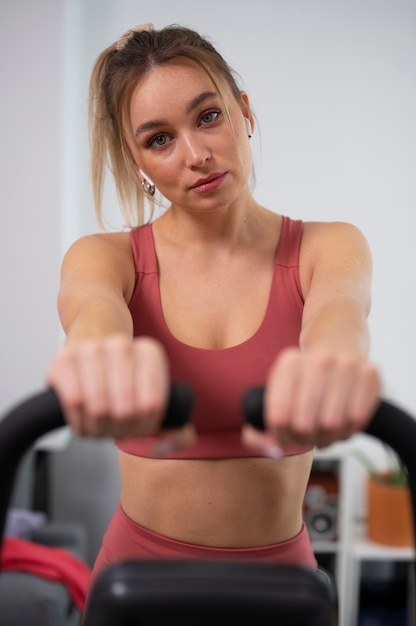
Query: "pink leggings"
90 503 317 588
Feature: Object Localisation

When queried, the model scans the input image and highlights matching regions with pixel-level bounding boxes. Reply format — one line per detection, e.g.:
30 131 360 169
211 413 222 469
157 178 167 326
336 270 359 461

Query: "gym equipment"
0 386 415 625
0 384 193 544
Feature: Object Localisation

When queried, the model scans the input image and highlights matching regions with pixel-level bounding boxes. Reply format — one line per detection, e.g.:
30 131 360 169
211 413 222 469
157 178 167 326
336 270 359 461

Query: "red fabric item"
1 537 91 611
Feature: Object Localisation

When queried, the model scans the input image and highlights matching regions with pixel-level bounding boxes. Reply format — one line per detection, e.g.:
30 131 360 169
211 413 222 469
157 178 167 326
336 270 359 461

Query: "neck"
156 192 263 252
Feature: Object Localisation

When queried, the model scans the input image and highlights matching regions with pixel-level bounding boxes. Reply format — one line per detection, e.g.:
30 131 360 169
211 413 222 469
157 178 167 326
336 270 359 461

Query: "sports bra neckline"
139 216 299 355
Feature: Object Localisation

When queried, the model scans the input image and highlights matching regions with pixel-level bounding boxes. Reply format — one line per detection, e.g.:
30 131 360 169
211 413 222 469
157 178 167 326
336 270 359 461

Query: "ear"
240 91 254 137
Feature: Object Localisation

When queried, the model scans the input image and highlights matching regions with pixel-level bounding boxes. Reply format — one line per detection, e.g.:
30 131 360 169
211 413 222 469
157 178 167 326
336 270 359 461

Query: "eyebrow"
134 91 218 139
186 90 217 114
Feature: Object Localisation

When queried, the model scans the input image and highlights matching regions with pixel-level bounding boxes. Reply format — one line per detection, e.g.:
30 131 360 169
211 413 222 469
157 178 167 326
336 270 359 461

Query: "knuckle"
348 409 369 432
318 419 339 437
309 352 335 373
337 355 358 377
80 339 103 360
266 410 290 436
85 405 108 423
111 402 134 421
105 333 131 355
294 422 314 439
363 363 382 390
286 416 314 442
81 390 108 420
137 397 165 419
135 336 162 356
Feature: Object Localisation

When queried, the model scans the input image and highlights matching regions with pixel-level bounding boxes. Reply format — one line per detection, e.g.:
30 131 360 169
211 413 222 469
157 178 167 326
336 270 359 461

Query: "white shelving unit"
308 441 351 625
308 438 415 626
345 527 415 626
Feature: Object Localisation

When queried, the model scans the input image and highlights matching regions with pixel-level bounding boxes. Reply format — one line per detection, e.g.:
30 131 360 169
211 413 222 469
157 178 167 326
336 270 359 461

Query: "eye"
199 110 221 126
148 134 170 149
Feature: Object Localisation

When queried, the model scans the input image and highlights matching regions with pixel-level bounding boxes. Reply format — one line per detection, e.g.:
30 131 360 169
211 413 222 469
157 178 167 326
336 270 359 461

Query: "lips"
190 172 227 193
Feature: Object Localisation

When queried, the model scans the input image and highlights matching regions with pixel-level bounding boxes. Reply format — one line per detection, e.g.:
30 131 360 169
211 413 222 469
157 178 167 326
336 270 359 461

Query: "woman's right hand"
46 334 191 445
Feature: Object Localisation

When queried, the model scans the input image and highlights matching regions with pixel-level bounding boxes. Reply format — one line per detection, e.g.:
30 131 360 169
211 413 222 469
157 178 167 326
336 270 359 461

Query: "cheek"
132 148 175 184
224 118 251 161
234 125 253 170
151 161 177 185
144 160 180 199
227 134 252 179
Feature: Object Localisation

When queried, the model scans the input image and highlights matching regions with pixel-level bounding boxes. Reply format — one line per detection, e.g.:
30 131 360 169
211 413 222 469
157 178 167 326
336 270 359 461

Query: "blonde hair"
88 24 250 229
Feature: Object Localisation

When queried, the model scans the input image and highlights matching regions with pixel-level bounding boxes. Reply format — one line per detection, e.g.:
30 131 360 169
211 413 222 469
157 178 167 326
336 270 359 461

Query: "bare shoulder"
299 221 373 297
64 231 131 261
302 220 369 248
61 231 135 299
301 220 372 264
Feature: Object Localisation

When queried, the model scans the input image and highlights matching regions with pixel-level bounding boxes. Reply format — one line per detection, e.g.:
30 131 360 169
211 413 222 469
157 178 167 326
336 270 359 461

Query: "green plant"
353 445 408 487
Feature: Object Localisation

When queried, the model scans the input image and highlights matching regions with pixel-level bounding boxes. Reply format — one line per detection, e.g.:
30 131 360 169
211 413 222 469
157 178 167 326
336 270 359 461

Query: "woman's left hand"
241 347 382 457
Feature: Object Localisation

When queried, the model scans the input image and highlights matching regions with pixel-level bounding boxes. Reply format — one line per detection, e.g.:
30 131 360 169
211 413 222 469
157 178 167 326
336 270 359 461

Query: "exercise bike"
0 385 415 625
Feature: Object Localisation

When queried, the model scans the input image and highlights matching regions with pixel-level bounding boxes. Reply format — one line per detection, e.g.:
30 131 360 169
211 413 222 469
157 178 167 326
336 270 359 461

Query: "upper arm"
299 221 373 325
58 232 135 333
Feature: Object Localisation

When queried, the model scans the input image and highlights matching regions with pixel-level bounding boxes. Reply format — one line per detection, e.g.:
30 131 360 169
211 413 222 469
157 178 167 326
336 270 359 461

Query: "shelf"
352 526 415 561
314 440 351 461
307 439 415 626
312 540 340 554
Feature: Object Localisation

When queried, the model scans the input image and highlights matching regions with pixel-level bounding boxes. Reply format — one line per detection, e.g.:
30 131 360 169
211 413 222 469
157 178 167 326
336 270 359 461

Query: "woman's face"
126 59 254 214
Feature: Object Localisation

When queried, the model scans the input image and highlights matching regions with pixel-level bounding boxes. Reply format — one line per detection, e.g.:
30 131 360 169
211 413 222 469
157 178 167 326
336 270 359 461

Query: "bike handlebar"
1 385 415 551
0 383 193 545
243 386 416 547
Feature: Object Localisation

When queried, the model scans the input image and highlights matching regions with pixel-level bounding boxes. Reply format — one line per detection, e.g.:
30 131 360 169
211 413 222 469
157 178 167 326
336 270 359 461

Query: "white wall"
0 0 62 412
1 0 415 565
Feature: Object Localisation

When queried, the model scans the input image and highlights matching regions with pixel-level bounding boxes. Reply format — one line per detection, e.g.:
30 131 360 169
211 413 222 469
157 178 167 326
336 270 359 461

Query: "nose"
182 133 211 168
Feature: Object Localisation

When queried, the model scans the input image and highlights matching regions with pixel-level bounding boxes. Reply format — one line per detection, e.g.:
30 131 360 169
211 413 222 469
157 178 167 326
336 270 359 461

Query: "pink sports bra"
116 216 312 459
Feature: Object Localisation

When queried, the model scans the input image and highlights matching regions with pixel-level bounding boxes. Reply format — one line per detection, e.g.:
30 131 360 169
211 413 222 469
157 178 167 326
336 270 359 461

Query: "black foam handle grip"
0 382 194 452
41 383 194 431
243 386 386 434
162 383 194 429
242 385 411 443
242 387 266 431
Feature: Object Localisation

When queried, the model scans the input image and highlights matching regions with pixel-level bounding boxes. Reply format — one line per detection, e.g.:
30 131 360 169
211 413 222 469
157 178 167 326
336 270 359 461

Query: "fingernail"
263 445 284 460
152 439 176 456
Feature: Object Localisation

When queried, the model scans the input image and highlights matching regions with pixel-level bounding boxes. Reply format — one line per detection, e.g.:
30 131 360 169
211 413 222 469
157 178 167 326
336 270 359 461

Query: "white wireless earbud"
245 117 252 138
138 168 156 197
138 168 155 187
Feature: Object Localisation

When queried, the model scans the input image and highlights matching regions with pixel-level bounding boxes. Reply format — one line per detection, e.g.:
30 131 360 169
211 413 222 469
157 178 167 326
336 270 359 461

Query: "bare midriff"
118 450 314 547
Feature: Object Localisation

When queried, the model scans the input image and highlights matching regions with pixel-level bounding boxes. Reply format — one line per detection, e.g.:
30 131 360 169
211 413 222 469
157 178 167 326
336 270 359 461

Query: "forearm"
60 296 134 344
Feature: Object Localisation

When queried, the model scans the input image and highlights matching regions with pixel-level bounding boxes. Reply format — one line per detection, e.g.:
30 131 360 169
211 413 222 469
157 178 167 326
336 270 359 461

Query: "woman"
47 23 381 587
